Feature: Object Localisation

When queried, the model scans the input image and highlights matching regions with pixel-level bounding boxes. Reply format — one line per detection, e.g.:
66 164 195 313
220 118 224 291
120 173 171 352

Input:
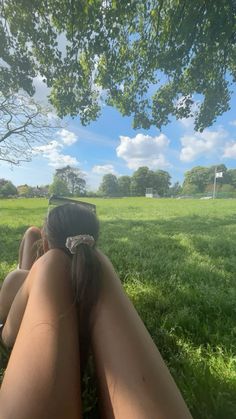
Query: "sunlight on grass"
1 197 236 418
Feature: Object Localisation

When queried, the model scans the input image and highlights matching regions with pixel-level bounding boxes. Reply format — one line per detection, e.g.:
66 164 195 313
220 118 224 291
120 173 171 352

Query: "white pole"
213 167 217 199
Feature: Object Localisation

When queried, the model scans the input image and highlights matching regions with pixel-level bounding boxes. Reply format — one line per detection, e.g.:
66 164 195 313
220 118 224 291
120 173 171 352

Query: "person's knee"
0 270 28 322
24 226 42 242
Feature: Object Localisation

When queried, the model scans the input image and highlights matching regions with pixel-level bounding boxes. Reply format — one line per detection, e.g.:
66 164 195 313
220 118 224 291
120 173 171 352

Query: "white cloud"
33 129 79 168
92 164 116 175
57 129 78 145
179 117 195 130
229 120 236 127
33 140 63 154
34 144 79 167
48 153 78 167
223 142 236 159
116 133 170 170
180 128 228 162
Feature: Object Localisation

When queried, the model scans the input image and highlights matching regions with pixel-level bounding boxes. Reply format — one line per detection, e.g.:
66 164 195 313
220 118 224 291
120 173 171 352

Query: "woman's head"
44 203 99 253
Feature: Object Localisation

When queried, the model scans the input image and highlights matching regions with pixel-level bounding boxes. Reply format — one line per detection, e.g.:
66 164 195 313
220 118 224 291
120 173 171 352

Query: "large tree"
54 165 86 196
0 178 17 197
99 174 119 197
118 175 131 197
0 93 60 165
152 170 171 196
1 1 235 131
228 169 236 188
131 166 171 196
131 167 153 196
49 177 70 197
182 164 228 193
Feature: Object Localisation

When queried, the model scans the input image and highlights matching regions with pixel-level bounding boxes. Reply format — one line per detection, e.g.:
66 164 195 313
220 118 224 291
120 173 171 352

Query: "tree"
1 1 236 131
183 166 211 194
54 166 86 196
130 167 170 196
118 176 131 197
0 179 17 197
99 174 118 197
0 93 60 165
182 164 229 194
227 169 236 189
169 182 182 197
182 183 200 195
131 167 152 196
17 184 36 197
49 177 70 197
153 170 171 196
220 184 235 193
207 164 228 185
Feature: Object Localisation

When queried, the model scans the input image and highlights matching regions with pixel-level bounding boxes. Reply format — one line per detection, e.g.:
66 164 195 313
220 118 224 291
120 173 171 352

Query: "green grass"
1 197 236 418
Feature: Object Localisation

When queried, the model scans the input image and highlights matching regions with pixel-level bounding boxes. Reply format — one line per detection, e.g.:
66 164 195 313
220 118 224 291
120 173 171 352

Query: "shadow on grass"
0 213 235 418
100 215 236 419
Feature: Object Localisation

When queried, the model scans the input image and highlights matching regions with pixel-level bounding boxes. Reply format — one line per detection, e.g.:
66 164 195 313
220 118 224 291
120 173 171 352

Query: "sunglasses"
48 194 96 213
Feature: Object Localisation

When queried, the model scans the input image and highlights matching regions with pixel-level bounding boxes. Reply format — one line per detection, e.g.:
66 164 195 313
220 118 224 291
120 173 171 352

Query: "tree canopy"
98 173 119 197
1 0 236 131
182 164 230 194
0 178 17 197
50 165 86 196
131 167 171 196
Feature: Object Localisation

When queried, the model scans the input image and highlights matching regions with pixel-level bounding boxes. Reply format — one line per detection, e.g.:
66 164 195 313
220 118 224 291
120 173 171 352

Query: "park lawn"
0 197 236 418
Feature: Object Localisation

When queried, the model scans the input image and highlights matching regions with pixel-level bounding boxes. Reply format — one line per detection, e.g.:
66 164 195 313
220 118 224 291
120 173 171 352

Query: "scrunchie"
65 234 95 254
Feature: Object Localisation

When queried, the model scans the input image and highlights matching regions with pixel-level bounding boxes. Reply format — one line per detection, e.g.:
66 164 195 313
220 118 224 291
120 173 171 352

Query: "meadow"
0 197 236 418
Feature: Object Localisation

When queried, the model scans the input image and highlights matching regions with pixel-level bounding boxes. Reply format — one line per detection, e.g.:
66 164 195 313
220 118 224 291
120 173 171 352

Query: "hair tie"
65 235 95 254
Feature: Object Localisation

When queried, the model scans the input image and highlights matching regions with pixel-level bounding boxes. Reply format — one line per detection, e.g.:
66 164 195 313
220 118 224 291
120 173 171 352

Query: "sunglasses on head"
48 194 96 213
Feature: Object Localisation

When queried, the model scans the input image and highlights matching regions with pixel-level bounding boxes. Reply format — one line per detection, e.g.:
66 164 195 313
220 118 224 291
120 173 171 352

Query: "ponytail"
71 244 101 375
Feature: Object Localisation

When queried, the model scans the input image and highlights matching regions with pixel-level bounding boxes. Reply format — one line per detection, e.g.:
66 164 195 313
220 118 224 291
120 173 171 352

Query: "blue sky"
1 76 236 191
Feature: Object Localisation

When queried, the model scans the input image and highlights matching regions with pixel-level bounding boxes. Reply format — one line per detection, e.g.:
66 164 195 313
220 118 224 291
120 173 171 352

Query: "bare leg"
18 226 42 270
92 251 193 419
0 269 28 324
0 227 42 324
0 249 82 419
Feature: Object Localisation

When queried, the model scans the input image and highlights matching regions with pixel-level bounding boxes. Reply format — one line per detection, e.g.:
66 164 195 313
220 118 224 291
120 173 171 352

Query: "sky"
1 76 236 191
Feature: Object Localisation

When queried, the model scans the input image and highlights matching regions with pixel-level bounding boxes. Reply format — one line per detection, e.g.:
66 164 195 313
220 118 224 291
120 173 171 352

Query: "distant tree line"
98 167 172 197
0 179 49 198
1 164 236 198
182 164 236 195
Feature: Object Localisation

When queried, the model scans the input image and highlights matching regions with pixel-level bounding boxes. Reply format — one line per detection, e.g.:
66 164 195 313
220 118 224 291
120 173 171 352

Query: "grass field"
0 197 236 418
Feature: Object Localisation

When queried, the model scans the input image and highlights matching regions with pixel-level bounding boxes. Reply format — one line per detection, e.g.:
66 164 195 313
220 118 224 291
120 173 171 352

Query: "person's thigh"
92 251 193 419
0 250 82 419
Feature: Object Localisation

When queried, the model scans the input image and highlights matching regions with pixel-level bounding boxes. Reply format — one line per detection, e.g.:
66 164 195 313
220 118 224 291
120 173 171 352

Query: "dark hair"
45 203 101 375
